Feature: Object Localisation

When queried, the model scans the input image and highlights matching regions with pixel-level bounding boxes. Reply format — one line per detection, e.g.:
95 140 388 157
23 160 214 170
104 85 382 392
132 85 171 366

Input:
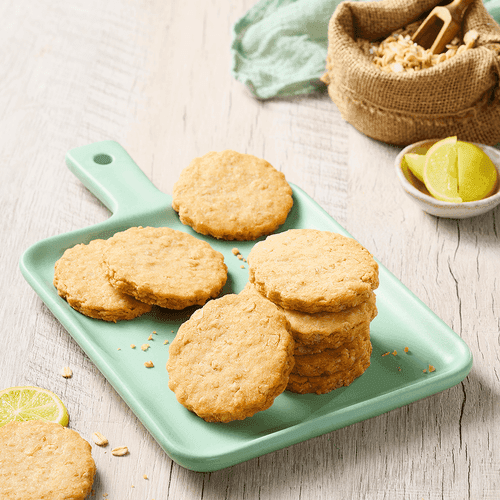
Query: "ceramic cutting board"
20 141 473 471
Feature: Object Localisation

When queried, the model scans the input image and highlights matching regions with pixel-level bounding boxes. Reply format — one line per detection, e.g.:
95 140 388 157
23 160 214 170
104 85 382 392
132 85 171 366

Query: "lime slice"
403 153 425 183
0 386 69 427
423 136 462 203
456 141 498 202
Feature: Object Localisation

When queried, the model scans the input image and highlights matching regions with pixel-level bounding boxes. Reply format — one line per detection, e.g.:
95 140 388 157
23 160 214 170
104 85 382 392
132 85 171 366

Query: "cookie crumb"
232 248 240 255
111 446 129 456
240 265 245 269
381 352 390 357
148 334 153 341
141 343 150 351
143 474 148 480
60 367 73 378
117 348 121 351
145 360 154 368
243 301 256 313
392 350 397 356
130 344 136 349
429 365 435 372
164 340 169 345
92 431 109 446
237 254 243 260
152 330 157 334
404 347 409 353
423 369 427 373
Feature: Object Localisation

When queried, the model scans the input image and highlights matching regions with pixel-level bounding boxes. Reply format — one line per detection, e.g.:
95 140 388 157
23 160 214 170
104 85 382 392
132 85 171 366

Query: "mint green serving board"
20 141 473 472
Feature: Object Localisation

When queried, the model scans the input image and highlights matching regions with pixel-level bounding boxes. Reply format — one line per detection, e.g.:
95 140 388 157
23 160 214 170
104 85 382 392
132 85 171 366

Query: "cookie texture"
248 229 379 313
167 289 295 422
172 150 293 240
287 344 372 395
104 226 227 309
292 327 371 377
284 292 377 349
293 320 372 354
54 239 152 322
0 420 96 500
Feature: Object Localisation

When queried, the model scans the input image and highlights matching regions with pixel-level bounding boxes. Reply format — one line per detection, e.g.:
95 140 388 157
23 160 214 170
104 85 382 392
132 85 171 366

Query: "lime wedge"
0 386 69 427
403 153 425 183
456 141 498 202
423 136 462 203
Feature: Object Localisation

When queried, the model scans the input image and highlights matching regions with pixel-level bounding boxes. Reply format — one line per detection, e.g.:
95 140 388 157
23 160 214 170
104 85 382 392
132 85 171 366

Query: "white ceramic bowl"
395 139 500 219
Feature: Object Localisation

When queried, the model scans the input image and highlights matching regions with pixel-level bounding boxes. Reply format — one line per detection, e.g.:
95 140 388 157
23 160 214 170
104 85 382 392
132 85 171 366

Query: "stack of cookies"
283 293 377 394
247 229 379 395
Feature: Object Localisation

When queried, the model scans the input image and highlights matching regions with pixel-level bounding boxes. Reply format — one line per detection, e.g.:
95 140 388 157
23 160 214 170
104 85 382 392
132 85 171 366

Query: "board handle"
65 141 168 218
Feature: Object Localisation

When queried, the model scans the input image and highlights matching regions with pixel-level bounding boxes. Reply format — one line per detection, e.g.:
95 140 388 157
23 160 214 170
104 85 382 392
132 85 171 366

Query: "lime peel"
456 141 498 202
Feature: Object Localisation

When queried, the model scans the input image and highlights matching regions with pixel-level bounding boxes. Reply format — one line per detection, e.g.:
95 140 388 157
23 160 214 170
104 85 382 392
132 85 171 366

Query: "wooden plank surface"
1 0 499 498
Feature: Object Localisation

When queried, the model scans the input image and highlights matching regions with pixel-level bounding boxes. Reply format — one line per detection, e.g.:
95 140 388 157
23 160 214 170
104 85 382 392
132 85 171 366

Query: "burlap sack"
321 0 500 146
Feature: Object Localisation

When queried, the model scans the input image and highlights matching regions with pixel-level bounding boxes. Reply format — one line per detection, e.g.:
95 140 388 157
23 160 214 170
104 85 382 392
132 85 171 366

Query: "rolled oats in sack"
321 0 500 146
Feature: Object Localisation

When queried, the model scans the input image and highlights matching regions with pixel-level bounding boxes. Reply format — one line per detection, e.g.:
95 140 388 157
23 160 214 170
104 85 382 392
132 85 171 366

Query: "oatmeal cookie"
284 291 377 343
0 420 96 500
172 150 293 240
287 344 372 395
54 239 152 322
292 328 372 377
248 229 379 313
293 320 372 354
167 289 295 422
104 226 227 309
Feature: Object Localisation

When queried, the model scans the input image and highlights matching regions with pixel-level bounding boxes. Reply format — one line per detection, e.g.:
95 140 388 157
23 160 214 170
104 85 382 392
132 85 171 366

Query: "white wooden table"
1 0 499 498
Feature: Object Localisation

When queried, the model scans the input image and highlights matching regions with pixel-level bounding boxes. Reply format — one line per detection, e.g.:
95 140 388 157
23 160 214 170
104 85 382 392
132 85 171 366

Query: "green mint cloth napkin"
231 0 500 100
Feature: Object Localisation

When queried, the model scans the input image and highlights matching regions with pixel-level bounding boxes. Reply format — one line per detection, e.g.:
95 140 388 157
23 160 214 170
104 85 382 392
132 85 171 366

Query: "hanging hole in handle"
93 153 113 165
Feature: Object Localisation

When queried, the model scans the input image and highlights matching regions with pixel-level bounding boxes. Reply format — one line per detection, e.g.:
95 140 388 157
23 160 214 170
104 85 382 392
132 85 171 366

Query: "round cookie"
292 329 372 377
172 150 293 240
0 420 96 500
283 291 377 345
248 229 379 313
104 226 227 310
287 345 372 395
54 239 152 322
293 320 371 354
166 288 295 422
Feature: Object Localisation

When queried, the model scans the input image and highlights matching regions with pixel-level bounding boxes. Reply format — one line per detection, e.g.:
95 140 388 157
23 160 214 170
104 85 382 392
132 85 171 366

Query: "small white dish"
395 139 500 219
